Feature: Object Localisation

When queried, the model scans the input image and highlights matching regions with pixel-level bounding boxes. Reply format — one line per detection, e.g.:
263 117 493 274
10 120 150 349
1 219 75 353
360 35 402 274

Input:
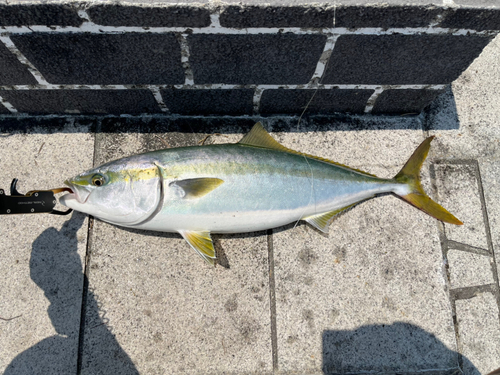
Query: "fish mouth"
60 180 90 205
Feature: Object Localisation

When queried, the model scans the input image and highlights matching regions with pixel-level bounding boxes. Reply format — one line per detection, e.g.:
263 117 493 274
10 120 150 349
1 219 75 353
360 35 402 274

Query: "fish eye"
91 174 105 187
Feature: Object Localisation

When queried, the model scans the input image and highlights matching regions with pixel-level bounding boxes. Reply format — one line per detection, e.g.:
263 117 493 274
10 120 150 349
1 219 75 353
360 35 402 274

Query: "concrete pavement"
1 35 499 375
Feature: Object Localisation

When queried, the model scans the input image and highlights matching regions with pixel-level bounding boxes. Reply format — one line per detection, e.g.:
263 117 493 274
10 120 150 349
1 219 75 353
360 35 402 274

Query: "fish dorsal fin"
179 230 216 265
303 202 361 233
239 122 290 152
239 122 376 178
170 178 224 199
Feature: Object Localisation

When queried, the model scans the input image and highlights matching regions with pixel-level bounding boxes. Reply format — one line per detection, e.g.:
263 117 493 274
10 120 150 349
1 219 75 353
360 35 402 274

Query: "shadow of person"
322 322 479 375
4 212 139 375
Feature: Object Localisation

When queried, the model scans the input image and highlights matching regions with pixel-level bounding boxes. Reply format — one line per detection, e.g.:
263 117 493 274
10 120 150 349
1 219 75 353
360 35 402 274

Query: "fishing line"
292 33 335 228
293 153 315 231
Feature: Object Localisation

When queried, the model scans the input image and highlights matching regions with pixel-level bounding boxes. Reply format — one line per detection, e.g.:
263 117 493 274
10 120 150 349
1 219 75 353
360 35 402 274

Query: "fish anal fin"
170 178 224 199
179 230 216 266
239 122 376 178
303 203 359 233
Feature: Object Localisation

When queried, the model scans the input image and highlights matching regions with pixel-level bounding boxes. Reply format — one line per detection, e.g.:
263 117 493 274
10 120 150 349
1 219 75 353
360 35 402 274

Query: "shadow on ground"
322 322 477 375
0 87 459 135
3 213 139 375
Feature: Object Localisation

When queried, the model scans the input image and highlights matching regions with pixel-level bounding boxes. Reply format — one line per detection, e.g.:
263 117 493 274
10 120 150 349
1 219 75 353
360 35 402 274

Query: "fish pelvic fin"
393 137 463 226
239 122 377 178
303 202 362 233
179 230 216 266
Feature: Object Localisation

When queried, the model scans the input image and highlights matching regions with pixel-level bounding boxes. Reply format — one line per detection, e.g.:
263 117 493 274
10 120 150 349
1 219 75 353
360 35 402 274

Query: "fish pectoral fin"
179 230 216 266
303 203 360 233
170 178 224 199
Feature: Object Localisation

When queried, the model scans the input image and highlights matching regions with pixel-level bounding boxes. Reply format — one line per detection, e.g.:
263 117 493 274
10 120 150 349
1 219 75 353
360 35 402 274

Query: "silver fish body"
60 123 462 264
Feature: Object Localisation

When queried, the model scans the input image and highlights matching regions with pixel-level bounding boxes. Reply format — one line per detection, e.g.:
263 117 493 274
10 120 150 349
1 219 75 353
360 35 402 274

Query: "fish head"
60 157 162 225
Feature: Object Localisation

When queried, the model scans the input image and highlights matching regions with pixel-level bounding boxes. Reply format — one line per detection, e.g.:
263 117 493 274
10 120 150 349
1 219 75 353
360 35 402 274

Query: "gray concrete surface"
0 34 499 375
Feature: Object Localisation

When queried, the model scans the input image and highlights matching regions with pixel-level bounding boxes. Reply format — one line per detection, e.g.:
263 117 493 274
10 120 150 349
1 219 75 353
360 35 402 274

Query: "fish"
60 122 462 265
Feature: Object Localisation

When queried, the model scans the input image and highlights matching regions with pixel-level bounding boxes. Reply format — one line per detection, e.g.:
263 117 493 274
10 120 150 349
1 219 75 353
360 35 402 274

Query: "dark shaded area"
0 43 38 85
160 89 254 115
3 213 139 374
423 86 460 131
0 104 10 114
87 4 211 27
439 8 500 31
372 89 444 115
220 5 334 28
323 34 494 85
188 34 326 84
260 88 374 115
0 4 82 27
1 90 161 115
0 112 438 134
11 33 185 85
335 5 443 28
322 323 477 375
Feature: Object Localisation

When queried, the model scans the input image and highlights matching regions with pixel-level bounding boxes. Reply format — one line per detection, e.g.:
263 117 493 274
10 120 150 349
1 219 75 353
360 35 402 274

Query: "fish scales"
139 143 393 233
60 122 463 265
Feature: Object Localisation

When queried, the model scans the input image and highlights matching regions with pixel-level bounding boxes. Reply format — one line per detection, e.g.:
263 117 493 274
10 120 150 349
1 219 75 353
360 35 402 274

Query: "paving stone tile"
0 4 82 26
260 89 373 115
456 293 500 374
80 130 273 374
447 250 494 289
87 4 210 27
0 43 38 85
11 33 184 85
0 120 95 374
1 89 161 115
478 162 500 290
323 34 493 85
434 163 489 250
188 34 326 84
270 130 457 373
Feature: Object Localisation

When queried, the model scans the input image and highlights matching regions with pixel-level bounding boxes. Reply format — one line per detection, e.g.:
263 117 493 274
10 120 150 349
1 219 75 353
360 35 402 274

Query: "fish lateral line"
60 123 463 266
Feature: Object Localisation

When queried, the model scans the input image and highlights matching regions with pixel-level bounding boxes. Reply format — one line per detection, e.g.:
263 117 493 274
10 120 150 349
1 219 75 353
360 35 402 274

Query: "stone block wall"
0 1 499 116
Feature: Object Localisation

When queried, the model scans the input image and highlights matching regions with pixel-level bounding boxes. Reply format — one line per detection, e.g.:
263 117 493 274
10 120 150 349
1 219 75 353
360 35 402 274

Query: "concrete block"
440 8 500 31
219 5 334 28
188 34 326 84
11 33 185 85
0 120 95 374
434 163 488 250
0 43 38 85
259 89 373 115
1 90 161 115
335 5 443 28
160 89 254 116
372 89 444 115
0 102 11 113
456 293 500 374
323 34 493 85
447 250 494 289
87 4 210 27
80 130 273 374
0 4 82 27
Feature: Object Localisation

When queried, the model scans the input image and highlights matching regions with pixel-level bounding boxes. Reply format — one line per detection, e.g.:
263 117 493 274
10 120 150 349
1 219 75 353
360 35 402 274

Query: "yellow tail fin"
394 137 463 225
